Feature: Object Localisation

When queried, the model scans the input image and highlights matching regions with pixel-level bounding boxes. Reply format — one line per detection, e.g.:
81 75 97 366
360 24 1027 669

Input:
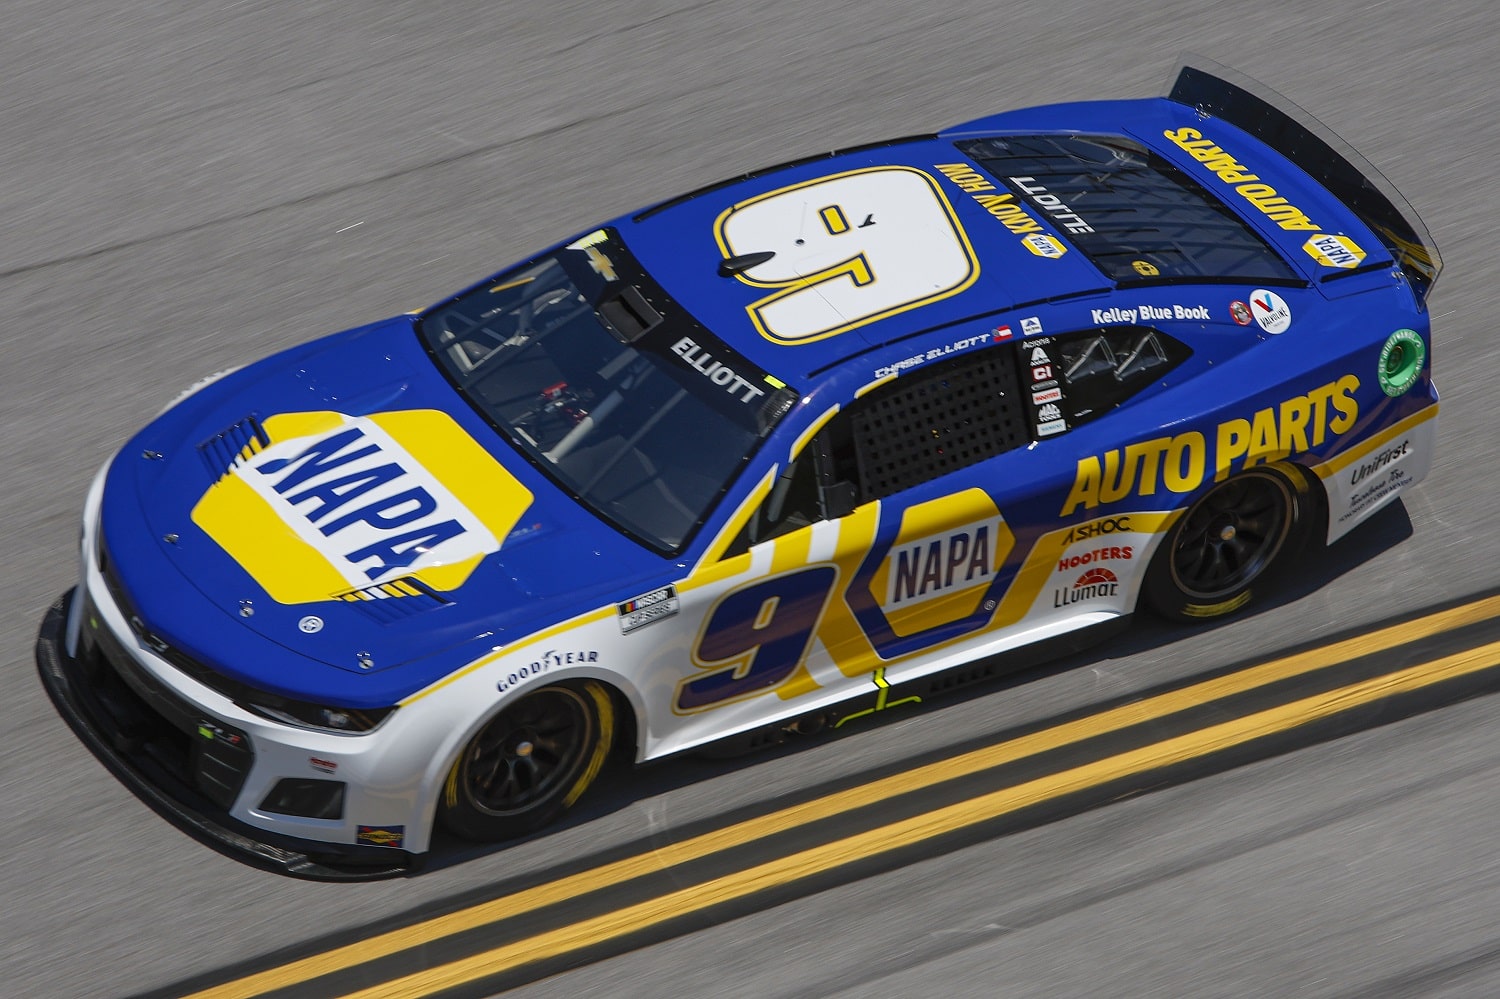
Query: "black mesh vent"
850 351 1027 500
197 415 269 481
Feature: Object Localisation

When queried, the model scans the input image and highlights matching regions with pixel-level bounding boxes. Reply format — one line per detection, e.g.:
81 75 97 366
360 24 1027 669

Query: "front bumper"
37 590 419 880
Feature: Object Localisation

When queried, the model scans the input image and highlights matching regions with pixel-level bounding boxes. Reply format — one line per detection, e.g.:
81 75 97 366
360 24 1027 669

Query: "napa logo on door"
192 410 532 603
865 488 1014 638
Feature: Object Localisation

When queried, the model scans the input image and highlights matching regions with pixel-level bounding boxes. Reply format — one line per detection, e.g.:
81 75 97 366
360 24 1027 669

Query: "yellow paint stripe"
344 634 1500 998
1314 404 1437 478
188 593 1500 999
855 373 896 399
790 404 840 461
696 465 778 568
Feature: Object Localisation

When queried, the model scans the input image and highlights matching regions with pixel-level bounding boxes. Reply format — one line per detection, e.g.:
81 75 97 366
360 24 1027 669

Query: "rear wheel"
1144 468 1302 622
439 681 614 842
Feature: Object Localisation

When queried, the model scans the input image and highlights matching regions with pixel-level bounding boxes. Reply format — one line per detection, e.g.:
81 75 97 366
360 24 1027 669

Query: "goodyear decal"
192 410 532 603
934 163 1069 258
1161 127 1320 231
1062 376 1359 515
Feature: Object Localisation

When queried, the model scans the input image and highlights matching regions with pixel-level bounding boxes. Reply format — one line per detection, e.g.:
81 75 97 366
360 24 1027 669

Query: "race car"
39 57 1441 878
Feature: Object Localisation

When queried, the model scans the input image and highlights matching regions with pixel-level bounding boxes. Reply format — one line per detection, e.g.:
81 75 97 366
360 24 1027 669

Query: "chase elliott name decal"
192 410 532 603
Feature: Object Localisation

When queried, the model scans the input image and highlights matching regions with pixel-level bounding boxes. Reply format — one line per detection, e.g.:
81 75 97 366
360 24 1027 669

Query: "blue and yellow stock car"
41 59 1440 876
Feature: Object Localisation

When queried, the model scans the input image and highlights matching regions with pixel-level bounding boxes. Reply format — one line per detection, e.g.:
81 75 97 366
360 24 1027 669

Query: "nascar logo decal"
192 410 532 603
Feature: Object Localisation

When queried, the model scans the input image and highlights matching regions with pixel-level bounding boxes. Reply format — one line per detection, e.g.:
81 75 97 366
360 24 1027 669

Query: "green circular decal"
1378 328 1425 397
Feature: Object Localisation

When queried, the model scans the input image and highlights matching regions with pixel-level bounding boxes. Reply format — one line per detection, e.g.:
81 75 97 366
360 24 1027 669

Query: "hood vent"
337 577 452 624
197 415 269 481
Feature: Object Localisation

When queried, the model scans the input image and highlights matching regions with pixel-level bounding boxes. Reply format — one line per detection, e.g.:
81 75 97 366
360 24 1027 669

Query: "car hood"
99 316 668 705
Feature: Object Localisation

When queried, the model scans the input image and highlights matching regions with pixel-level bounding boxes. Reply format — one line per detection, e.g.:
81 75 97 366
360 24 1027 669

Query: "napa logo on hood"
191 410 532 604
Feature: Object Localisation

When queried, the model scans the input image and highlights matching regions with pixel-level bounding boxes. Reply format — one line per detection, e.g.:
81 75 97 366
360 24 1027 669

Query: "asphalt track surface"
2 1 1496 996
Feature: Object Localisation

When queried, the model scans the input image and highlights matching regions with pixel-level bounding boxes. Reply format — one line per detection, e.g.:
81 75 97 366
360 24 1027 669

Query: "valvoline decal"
191 410 532 603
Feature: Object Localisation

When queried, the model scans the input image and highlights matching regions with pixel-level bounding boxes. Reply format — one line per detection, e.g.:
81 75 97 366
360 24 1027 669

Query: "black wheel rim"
461 687 593 816
1169 472 1292 601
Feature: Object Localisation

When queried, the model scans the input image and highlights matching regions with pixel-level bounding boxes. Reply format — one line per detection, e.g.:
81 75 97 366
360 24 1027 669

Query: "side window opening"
1027 326 1191 429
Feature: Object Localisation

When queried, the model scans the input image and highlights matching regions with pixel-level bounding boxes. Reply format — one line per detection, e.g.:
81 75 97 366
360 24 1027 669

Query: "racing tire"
439 680 614 842
1144 467 1306 623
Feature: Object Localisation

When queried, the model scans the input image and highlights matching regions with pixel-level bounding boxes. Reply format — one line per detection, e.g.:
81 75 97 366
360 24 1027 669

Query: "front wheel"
1144 468 1306 622
439 681 614 842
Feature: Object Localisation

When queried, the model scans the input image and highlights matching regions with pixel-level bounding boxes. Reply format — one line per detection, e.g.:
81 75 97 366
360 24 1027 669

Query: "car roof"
612 95 1381 386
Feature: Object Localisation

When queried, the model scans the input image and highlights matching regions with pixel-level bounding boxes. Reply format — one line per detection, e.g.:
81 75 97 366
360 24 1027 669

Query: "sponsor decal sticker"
196 720 243 746
1091 305 1210 325
1064 516 1133 544
670 336 769 404
1303 233 1366 269
1161 127 1319 231
618 585 679 633
1032 387 1062 405
1350 438 1410 486
871 333 992 380
1007 176 1095 234
497 648 601 694
1021 316 1043 336
192 410 530 603
933 164 1068 258
1229 300 1253 326
1062 375 1360 515
1249 289 1292 334
1022 234 1066 259
357 825 405 849
1378 328 1425 397
1132 260 1159 276
993 324 1014 340
1057 543 1133 573
1053 566 1120 608
866 489 1015 638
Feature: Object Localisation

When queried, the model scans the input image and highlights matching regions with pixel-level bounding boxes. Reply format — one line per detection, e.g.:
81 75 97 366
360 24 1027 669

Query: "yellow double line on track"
192 594 1500 999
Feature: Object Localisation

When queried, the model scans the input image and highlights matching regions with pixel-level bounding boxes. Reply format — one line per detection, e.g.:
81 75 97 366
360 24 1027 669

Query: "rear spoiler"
1165 56 1441 304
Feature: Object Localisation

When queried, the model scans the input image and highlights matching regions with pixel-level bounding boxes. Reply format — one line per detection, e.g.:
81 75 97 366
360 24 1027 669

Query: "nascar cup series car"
39 58 1441 877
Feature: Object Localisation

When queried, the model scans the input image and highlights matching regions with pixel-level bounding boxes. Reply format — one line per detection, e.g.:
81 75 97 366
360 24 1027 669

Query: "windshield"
418 229 795 553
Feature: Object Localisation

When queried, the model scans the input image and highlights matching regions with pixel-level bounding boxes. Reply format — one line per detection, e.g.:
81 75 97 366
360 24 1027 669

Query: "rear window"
954 134 1301 286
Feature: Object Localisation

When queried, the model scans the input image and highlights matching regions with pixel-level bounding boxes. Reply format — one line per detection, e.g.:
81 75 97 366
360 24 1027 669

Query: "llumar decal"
1161 127 1319 231
1062 376 1359 515
192 410 531 603
715 167 979 345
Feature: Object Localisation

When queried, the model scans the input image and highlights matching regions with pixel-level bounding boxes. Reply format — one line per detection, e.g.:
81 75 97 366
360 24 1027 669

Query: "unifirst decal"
1061 376 1359 515
192 410 532 603
1161 127 1320 231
